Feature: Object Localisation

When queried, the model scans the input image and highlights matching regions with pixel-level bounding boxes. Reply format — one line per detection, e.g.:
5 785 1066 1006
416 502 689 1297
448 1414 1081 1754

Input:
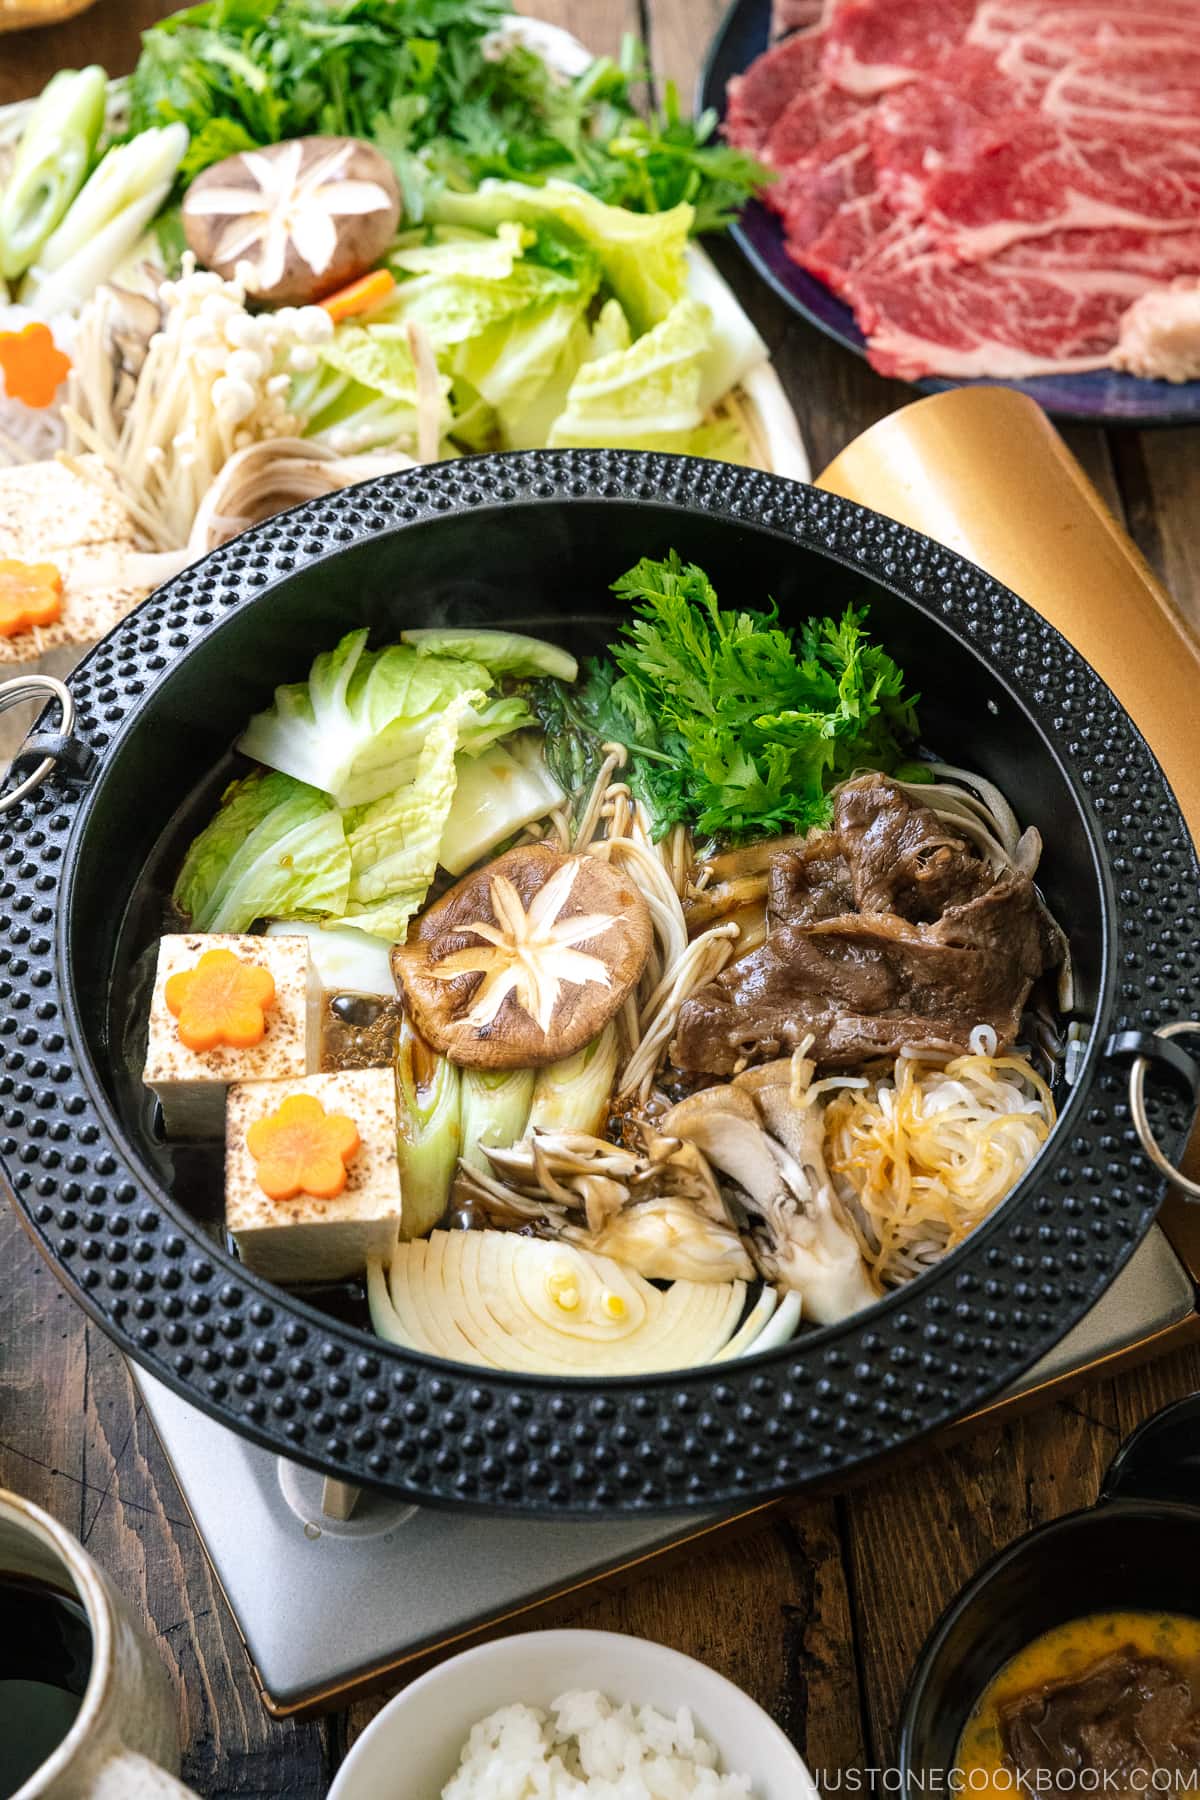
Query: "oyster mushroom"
661 1074 878 1324
394 845 652 1070
182 136 401 305
452 1127 754 1285
103 281 162 415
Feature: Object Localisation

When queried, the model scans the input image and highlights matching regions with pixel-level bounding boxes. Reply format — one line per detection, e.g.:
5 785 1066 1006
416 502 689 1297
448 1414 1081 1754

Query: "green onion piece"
395 1020 461 1240
20 122 188 312
528 1024 619 1141
460 1067 535 1175
0 66 107 281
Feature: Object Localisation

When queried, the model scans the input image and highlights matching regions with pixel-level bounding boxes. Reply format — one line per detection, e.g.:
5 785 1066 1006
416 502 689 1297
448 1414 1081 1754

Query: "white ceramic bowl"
327 1628 817 1800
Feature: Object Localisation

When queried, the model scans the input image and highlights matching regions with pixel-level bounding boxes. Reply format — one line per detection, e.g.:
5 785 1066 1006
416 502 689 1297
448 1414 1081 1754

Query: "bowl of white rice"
327 1628 816 1800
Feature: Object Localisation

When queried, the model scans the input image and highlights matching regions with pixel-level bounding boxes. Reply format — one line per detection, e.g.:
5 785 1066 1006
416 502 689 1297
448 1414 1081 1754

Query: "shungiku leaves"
536 552 919 841
127 0 765 229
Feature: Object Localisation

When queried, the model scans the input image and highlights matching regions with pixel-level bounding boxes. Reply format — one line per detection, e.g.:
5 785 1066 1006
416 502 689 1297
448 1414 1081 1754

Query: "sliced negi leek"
0 66 106 282
21 123 190 314
437 738 565 877
460 1068 535 1174
395 1021 461 1239
528 1024 619 1140
369 1231 746 1375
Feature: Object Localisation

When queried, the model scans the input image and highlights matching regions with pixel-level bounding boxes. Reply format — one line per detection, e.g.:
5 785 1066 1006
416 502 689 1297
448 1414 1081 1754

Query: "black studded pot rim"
1 449 1198 1517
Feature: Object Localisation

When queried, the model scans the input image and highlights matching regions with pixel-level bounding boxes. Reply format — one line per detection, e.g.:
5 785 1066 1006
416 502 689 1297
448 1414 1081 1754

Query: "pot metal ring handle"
1112 1021 1200 1200
0 675 94 815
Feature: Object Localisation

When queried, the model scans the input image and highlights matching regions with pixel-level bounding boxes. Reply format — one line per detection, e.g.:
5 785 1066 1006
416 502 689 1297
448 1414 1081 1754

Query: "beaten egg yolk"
956 1609 1200 1797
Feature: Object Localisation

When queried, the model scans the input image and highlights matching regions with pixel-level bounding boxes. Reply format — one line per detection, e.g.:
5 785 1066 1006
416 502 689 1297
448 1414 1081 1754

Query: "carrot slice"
320 268 396 324
0 560 63 637
0 322 71 408
246 1094 361 1202
164 947 277 1054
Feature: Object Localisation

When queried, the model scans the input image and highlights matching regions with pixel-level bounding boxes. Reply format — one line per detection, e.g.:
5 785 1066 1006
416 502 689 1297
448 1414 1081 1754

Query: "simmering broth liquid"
0 1573 92 1798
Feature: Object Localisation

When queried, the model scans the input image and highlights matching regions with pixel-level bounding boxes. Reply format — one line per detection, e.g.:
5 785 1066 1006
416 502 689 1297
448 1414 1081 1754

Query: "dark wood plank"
0 1216 90 1526
845 1385 1124 1762
1108 430 1200 633
0 1206 336 1796
342 1497 870 1778
0 0 177 98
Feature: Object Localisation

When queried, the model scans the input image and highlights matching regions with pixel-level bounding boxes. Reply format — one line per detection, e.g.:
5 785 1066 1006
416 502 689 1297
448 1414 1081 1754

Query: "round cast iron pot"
898 1393 1200 1776
1 450 1198 1516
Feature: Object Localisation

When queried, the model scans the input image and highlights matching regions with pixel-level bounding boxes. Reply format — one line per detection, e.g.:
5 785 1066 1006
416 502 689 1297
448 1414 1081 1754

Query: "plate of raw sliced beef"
703 0 1200 424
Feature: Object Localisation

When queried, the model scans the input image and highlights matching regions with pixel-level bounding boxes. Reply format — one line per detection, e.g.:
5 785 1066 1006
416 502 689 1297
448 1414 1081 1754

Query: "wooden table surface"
4 3 1200 1794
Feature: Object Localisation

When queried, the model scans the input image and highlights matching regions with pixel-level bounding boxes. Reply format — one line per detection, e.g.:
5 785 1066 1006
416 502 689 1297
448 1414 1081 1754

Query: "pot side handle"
0 673 96 814
1101 1394 1200 1507
1103 1024 1200 1202
89 1749 200 1799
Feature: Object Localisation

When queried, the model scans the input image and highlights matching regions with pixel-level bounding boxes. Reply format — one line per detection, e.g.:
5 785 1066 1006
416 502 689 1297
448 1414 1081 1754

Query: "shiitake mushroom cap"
182 135 401 306
394 844 652 1070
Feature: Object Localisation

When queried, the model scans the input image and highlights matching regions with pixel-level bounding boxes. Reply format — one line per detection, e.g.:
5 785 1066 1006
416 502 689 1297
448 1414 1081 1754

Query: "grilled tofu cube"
143 933 318 1137
225 1067 401 1283
0 458 156 671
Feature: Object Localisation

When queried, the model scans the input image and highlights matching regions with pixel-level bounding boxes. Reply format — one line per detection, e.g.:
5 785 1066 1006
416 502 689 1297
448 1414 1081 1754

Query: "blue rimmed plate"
699 0 1200 426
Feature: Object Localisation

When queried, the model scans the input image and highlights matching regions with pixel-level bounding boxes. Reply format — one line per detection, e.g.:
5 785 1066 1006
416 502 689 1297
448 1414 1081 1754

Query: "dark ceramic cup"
897 1394 1200 1777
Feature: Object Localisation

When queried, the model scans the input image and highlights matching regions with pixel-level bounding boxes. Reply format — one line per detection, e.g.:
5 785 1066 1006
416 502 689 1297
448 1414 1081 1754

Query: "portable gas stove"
133 1192 1200 1717
131 390 1200 1718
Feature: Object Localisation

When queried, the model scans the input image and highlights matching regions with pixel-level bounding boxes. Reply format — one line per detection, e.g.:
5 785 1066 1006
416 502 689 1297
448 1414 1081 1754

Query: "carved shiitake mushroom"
394 845 652 1070
182 136 401 305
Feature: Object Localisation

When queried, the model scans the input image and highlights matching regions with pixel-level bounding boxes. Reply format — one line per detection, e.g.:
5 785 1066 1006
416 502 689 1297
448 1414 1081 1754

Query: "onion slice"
370 1231 746 1375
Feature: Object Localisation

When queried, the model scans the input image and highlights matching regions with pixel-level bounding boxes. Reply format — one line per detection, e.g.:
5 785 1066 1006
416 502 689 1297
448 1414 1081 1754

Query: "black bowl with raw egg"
899 1394 1200 1790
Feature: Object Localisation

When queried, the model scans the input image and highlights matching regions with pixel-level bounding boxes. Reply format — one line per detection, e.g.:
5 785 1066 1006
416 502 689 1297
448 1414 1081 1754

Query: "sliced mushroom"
661 1082 878 1325
452 1125 753 1284
103 281 163 414
394 845 651 1070
182 136 401 305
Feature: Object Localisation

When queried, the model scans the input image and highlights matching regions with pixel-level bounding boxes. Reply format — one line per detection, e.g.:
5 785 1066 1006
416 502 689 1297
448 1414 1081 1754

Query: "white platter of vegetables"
0 1 805 680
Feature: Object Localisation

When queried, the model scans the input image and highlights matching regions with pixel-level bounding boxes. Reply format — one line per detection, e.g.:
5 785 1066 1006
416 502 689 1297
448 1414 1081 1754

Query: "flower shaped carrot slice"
246 1094 361 1202
0 560 63 637
0 322 71 408
164 947 277 1053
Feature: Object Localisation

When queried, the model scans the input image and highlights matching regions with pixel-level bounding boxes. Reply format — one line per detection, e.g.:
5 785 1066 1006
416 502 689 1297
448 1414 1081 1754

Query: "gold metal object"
319 1478 361 1524
817 385 1200 844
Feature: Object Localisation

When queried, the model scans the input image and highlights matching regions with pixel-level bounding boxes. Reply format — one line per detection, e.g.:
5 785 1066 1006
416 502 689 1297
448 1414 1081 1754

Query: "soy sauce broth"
0 1572 92 1798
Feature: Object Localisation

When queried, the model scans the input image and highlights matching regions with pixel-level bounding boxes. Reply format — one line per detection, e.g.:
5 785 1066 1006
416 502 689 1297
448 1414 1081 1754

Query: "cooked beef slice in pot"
673 775 1059 1075
1000 1651 1200 1795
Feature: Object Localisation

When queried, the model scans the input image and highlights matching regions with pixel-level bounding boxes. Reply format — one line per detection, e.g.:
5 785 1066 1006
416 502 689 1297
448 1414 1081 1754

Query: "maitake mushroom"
453 1127 754 1285
394 845 652 1071
182 136 401 305
660 1057 878 1325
